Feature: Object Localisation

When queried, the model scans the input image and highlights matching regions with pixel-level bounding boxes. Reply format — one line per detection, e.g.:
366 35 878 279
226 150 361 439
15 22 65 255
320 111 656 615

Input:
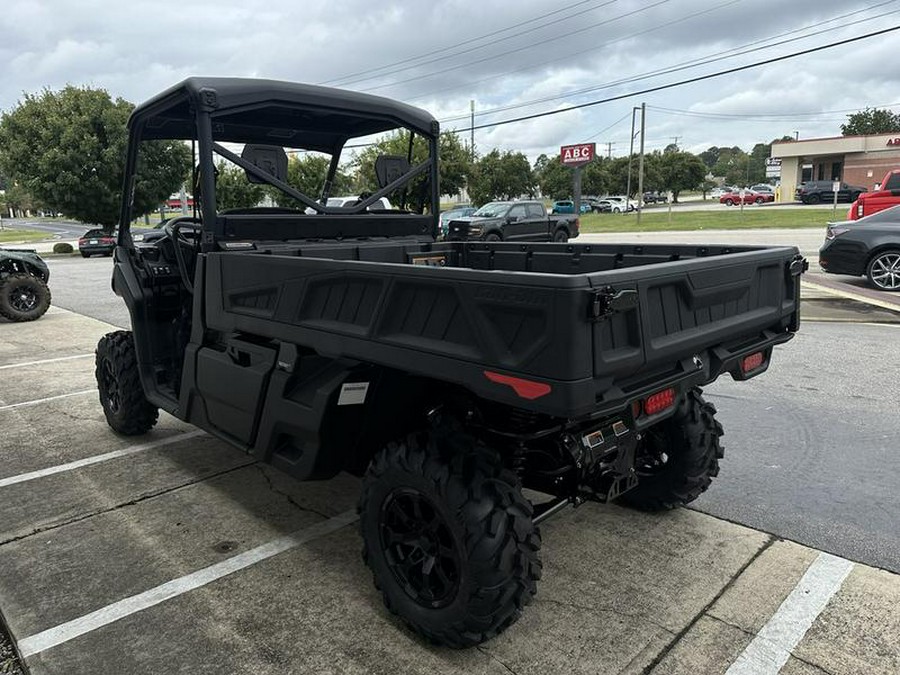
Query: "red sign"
560 143 596 167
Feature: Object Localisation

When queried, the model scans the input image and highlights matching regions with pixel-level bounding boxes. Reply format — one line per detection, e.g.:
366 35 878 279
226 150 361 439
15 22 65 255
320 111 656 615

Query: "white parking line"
0 354 94 370
0 390 94 412
17 509 359 657
0 431 207 488
724 552 854 675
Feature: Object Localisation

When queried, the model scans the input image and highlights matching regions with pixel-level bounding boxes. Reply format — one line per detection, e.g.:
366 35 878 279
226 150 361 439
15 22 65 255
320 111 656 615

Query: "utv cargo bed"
202 237 802 418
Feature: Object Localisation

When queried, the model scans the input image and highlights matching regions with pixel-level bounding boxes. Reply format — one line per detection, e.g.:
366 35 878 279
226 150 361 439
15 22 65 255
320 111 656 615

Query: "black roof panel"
130 77 438 152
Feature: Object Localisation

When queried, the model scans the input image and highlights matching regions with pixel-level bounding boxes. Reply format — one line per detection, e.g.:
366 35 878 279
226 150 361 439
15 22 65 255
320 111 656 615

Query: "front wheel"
755 196 764 204
359 429 542 648
617 388 724 511
867 250 900 291
724 199 734 206
95 331 159 435
484 232 502 242
553 229 568 242
806 194 821 204
0 273 51 322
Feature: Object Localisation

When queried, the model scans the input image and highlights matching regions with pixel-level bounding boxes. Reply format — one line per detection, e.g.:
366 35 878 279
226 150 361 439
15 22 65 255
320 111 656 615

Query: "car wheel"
95 331 159 434
553 229 568 243
755 197 764 204
485 233 502 242
866 250 900 292
806 194 821 205
0 273 52 322
359 428 541 647
613 207 621 213
616 388 723 511
724 199 734 206
81 251 91 258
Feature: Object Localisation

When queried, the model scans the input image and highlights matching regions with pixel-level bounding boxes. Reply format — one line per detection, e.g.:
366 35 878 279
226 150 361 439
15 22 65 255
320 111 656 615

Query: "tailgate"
590 248 802 379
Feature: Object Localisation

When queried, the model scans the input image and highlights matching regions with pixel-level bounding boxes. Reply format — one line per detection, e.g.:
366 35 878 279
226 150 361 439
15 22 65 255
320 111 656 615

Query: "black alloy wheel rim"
101 359 121 413
379 488 462 609
9 285 38 312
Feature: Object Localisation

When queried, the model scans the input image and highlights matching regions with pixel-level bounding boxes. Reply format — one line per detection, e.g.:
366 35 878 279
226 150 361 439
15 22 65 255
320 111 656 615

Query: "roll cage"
118 77 441 251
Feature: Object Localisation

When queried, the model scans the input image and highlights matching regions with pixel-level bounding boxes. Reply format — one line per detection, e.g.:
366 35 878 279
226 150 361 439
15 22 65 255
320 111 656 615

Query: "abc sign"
560 143 596 166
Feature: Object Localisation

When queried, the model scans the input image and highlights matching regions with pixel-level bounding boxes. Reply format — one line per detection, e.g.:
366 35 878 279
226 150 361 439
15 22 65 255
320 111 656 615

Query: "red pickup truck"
848 169 900 219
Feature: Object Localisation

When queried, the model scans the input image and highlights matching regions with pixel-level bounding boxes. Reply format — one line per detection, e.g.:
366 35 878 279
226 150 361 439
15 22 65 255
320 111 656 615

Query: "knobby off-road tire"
359 429 542 648
95 331 159 435
0 273 51 322
617 387 724 511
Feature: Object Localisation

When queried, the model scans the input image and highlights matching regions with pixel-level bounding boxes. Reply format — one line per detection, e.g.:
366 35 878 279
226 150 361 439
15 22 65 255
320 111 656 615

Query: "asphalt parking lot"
1 307 899 674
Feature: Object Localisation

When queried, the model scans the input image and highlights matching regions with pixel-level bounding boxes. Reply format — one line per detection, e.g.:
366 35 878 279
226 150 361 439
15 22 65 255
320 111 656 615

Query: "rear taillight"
643 388 676 416
826 226 850 240
856 203 864 218
741 352 765 374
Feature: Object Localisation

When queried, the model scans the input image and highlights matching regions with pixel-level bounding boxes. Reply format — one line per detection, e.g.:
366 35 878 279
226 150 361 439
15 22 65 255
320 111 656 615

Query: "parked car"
819 205 900 291
605 195 638 211
848 169 900 220
439 206 476 237
304 195 393 214
642 191 668 204
78 228 117 257
796 180 866 204
448 200 579 241
551 200 591 214
750 184 775 194
719 190 774 206
596 198 625 213
0 247 51 321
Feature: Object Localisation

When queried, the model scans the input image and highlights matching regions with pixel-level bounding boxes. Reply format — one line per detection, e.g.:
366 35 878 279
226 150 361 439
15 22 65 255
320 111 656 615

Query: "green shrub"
52 242 74 254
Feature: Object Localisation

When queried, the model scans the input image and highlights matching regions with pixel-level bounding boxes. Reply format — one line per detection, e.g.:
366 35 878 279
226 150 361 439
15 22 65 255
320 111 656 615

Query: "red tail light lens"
742 352 765 374
643 388 676 416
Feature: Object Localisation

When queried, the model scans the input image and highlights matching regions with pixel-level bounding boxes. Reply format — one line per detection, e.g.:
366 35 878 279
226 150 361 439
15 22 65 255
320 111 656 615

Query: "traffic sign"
560 143 596 167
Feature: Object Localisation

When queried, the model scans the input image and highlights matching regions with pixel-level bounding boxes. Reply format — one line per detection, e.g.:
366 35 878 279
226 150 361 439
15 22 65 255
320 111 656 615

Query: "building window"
831 161 842 181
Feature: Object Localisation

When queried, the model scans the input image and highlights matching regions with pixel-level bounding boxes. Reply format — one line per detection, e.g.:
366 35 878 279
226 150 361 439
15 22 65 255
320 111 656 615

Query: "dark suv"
796 180 866 204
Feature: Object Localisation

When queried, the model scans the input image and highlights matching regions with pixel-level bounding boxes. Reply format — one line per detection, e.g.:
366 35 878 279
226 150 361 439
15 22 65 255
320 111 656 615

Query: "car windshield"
473 202 511 217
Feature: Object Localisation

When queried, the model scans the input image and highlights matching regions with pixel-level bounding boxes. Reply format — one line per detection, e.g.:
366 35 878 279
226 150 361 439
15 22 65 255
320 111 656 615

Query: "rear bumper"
819 239 867 276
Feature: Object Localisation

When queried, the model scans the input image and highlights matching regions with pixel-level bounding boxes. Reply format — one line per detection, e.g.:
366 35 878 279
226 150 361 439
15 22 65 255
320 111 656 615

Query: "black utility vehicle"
446 200 578 242
97 77 805 648
0 247 51 321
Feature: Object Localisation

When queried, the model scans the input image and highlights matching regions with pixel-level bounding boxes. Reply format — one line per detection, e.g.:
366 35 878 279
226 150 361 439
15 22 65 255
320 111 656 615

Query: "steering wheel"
162 216 202 293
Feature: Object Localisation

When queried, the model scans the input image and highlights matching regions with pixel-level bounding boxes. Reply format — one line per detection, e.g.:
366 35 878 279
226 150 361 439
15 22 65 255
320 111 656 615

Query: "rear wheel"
0 273 51 322
806 194 821 204
755 196 764 204
485 233 502 242
95 331 159 435
617 388 723 511
359 428 542 647
724 199 734 206
553 229 568 242
866 250 900 291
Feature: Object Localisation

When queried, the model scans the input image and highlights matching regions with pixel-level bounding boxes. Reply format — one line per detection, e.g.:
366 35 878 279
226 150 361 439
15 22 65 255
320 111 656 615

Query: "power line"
321 0 619 88
437 3 897 125
457 25 900 133
359 0 674 94
648 103 900 120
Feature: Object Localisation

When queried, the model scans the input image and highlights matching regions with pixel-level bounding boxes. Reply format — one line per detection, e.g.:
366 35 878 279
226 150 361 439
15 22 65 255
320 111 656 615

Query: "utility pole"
625 107 638 214
605 141 615 159
470 100 476 163
637 102 646 225
670 135 681 149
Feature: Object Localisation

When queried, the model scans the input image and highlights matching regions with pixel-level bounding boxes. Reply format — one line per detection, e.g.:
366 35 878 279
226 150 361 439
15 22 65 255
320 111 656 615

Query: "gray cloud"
2 0 898 160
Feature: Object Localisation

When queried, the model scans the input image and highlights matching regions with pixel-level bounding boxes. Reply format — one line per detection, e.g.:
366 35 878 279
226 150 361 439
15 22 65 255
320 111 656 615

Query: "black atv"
0 248 51 321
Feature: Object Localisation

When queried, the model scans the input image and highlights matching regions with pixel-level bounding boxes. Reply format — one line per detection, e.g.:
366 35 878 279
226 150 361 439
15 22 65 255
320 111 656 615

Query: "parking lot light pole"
626 106 639 215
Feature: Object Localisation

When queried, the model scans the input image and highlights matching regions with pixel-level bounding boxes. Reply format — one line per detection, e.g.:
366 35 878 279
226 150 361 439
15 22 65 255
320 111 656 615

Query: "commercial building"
770 132 900 202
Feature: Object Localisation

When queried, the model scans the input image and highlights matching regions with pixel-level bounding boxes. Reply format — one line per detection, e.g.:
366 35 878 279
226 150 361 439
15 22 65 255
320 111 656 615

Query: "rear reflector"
742 352 765 374
643 388 675 416
484 371 552 400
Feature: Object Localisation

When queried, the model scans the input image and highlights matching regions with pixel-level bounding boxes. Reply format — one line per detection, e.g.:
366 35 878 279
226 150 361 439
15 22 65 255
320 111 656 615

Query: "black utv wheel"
95 331 159 435
0 273 51 322
617 388 724 511
359 428 542 648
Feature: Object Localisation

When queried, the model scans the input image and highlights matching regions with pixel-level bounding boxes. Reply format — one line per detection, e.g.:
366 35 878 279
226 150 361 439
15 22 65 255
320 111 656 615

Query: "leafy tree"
2 182 40 216
747 143 771 184
582 158 610 196
841 108 900 136
606 153 662 197
468 149 534 205
215 161 265 211
353 129 471 205
265 153 352 207
699 147 720 170
537 156 571 200
711 147 750 186
700 179 718 199
657 151 706 202
0 86 190 230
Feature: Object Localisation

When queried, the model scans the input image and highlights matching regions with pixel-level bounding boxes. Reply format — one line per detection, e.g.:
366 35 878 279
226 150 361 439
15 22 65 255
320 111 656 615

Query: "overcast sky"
3 0 899 162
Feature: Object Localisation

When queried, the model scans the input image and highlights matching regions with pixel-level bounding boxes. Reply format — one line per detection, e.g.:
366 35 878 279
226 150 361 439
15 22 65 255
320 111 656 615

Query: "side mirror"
507 215 519 223
874 183 881 191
